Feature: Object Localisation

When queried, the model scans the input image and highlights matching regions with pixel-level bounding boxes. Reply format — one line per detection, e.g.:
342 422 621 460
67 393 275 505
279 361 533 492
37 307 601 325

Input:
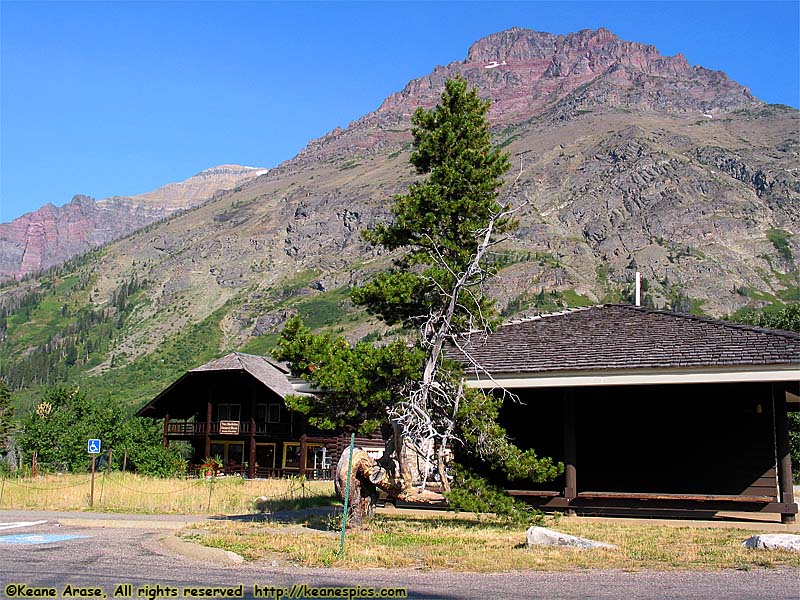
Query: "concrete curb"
160 534 244 565
58 517 199 530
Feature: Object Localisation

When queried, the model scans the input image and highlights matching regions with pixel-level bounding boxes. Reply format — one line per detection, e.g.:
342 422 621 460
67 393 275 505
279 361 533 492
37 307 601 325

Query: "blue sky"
1 1 798 223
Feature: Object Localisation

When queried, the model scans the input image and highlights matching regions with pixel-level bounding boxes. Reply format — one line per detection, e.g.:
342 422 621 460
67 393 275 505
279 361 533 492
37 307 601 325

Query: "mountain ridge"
295 27 760 167
0 164 267 281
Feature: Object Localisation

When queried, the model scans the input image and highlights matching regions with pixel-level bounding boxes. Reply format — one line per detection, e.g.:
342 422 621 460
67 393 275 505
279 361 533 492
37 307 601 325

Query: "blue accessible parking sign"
87 439 101 454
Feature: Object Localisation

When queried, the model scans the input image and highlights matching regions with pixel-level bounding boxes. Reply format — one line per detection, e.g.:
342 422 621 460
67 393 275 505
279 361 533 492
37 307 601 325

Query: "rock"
254 496 270 513
525 526 616 549
742 534 800 552
251 309 297 336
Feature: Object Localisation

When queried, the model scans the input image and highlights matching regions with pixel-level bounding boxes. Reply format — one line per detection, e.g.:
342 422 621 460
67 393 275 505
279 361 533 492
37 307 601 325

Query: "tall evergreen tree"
353 76 513 328
276 77 559 522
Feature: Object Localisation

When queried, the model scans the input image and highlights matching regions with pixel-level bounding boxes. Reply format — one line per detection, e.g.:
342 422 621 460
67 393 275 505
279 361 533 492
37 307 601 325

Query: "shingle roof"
136 352 304 417
447 305 800 374
191 352 300 398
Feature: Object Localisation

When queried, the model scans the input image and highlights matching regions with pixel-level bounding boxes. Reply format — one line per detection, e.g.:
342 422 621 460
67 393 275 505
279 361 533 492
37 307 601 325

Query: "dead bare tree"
389 193 528 493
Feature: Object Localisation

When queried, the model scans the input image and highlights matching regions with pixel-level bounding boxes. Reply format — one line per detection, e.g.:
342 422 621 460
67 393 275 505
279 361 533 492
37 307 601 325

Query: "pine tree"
276 77 559 522
0 379 13 453
353 76 513 327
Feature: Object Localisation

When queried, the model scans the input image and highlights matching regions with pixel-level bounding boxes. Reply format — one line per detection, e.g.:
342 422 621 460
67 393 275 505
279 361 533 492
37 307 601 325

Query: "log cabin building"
136 352 381 479
449 305 799 523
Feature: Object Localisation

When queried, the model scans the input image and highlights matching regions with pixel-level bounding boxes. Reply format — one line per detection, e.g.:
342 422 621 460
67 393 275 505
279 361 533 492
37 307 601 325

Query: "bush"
17 385 187 476
446 467 545 526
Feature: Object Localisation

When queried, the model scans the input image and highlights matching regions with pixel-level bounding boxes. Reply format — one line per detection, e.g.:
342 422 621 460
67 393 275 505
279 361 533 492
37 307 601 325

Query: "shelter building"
448 305 799 523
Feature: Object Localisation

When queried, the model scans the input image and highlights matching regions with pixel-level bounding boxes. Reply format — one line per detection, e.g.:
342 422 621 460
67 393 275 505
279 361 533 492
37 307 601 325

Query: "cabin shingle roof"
191 352 300 398
448 305 800 374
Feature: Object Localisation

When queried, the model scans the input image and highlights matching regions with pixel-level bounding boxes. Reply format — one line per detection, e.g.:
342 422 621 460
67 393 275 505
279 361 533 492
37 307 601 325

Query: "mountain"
296 27 761 165
1 27 798 409
0 165 267 281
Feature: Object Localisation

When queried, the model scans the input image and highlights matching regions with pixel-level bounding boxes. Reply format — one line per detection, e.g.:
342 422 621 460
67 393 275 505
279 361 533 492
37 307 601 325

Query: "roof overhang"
466 363 800 390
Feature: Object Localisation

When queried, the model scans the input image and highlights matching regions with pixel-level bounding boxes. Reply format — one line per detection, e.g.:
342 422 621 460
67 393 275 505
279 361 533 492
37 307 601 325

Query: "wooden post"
339 433 355 556
563 394 577 516
89 455 96 508
122 451 127 475
249 387 257 479
162 414 170 448
106 449 112 475
249 417 256 479
775 390 796 523
204 401 212 459
299 434 307 477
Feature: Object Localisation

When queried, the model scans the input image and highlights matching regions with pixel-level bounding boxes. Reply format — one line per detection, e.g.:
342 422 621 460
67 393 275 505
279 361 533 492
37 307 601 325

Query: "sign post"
87 439 101 508
338 433 355 557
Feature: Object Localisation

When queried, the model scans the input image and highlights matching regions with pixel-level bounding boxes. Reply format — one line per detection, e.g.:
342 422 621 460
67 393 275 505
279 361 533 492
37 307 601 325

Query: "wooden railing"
187 464 333 480
166 421 291 436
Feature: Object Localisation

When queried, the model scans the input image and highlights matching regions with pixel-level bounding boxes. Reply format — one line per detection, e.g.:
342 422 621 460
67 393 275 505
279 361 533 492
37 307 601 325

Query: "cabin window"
283 443 302 469
307 445 330 471
217 403 241 422
256 403 282 424
282 442 325 470
209 441 244 467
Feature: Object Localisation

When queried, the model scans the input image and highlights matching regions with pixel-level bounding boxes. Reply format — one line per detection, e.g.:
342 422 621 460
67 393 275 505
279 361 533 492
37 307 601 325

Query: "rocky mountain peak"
295 28 760 167
70 194 96 206
465 27 562 63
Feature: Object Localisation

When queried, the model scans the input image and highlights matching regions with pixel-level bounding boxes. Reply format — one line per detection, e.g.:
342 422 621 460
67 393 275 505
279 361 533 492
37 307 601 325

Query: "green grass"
489 250 561 270
503 288 594 317
240 334 281 357
777 287 800 302
295 287 352 329
4 290 80 355
81 305 228 410
737 286 779 303
275 270 322 296
188 514 800 572
768 229 793 262
497 134 521 149
338 160 361 171
560 289 594 307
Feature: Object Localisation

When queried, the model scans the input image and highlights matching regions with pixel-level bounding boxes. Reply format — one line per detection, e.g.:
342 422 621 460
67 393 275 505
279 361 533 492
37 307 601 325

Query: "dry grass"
187 513 800 572
0 473 335 514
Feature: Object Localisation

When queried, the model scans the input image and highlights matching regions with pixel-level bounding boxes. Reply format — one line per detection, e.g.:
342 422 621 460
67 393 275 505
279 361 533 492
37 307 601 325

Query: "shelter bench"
577 491 774 503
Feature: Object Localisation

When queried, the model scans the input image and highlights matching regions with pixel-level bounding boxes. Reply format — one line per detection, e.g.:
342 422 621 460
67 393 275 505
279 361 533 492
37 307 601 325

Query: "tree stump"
335 448 409 527
334 447 445 527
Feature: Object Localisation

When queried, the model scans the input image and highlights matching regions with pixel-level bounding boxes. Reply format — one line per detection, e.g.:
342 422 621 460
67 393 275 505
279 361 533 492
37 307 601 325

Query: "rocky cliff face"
383 27 757 118
0 165 267 281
